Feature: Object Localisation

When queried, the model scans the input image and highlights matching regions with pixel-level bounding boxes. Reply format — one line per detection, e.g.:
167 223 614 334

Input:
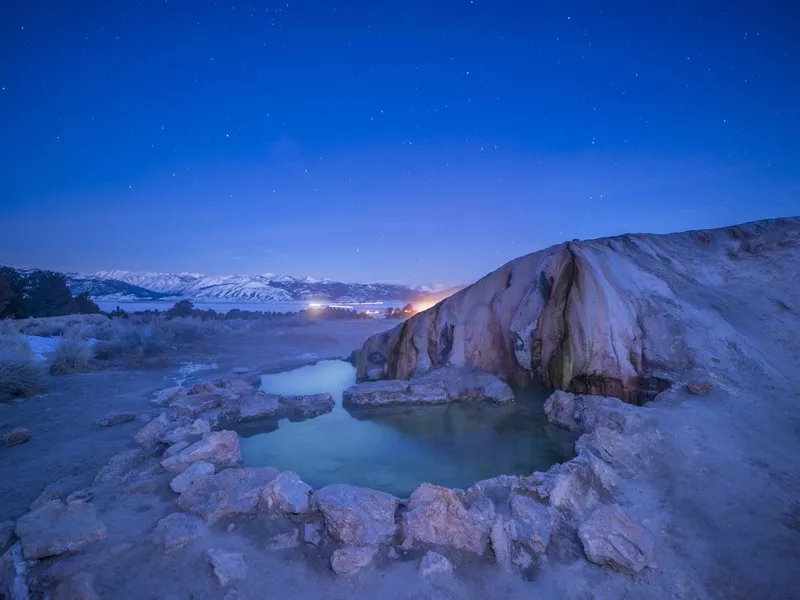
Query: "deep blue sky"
1 1 798 285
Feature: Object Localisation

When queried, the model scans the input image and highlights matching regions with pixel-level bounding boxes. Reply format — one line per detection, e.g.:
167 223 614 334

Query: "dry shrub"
49 333 94 375
17 314 110 338
94 321 174 363
159 317 229 342
0 334 46 401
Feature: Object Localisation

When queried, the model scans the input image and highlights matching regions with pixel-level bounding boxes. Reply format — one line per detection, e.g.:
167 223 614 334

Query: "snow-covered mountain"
70 270 459 304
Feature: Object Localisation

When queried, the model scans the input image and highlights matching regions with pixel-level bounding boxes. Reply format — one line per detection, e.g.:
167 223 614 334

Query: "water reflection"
236 360 575 497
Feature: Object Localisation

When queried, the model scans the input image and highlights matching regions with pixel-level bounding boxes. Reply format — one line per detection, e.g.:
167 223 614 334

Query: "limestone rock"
167 392 229 419
279 393 335 418
15 501 107 560
313 484 399 546
508 492 556 555
342 380 410 406
160 418 211 445
416 366 514 404
578 505 655 574
161 430 241 474
206 549 246 586
490 516 512 570
152 512 208 553
266 529 300 550
178 467 279 524
4 428 30 447
330 546 377 576
164 440 190 457
65 490 92 504
93 449 143 485
418 551 454 578
134 412 173 448
94 412 137 427
352 220 800 402
152 385 187 406
52 572 100 600
401 483 488 555
260 471 312 514
687 381 712 395
170 461 215 494
238 393 281 421
543 390 579 430
302 523 322 546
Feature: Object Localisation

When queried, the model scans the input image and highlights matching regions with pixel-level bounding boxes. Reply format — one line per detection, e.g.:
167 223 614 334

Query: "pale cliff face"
357 217 800 403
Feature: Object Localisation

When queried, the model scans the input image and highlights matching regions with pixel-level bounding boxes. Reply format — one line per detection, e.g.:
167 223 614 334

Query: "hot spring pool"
235 360 576 497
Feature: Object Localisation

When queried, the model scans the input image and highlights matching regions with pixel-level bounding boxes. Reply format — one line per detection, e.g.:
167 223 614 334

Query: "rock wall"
357 217 800 403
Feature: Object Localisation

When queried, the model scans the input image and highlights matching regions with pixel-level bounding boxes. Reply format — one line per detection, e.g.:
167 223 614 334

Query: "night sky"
1 1 798 286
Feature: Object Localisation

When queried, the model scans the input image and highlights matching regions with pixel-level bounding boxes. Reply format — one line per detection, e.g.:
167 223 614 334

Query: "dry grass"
0 334 46 401
49 333 94 375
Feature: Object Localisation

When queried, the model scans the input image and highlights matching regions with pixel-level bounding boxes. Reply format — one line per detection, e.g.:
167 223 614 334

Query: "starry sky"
1 0 798 286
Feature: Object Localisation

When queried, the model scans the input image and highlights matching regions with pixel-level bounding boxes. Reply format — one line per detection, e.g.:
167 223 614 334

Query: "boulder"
94 412 137 428
160 418 211 445
52 572 100 600
578 505 655 574
167 392 229 419
260 471 312 514
134 412 173 448
206 549 246 586
330 546 377 576
152 385 187 406
178 467 279 524
401 484 488 555
170 461 215 494
543 390 579 430
14 501 107 560
3 428 30 447
312 484 399 546
279 393 335 418
152 512 208 553
418 551 454 578
93 449 143 485
302 522 322 546
508 492 556 555
231 367 249 375
164 440 190 457
238 392 282 421
343 367 513 407
342 380 411 406
161 431 242 474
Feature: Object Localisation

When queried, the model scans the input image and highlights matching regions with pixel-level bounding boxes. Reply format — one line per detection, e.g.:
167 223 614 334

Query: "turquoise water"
236 360 575 497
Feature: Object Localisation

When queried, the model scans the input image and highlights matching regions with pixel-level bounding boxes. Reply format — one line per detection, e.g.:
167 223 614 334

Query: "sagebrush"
0 334 46 401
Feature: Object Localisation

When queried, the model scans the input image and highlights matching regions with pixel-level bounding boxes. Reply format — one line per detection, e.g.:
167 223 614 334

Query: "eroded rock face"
178 467 279 524
578 505 655 574
152 512 208 553
343 367 514 407
260 471 312 515
161 430 241 474
15 501 107 560
356 218 800 402
313 484 399 546
330 546 377 576
401 484 488 555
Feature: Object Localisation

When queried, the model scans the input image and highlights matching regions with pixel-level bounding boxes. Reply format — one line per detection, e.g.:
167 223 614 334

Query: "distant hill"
63 270 462 305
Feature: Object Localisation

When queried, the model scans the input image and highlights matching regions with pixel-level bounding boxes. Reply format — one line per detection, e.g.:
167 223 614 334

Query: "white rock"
170 461 215 494
206 549 246 586
418 551 454 578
